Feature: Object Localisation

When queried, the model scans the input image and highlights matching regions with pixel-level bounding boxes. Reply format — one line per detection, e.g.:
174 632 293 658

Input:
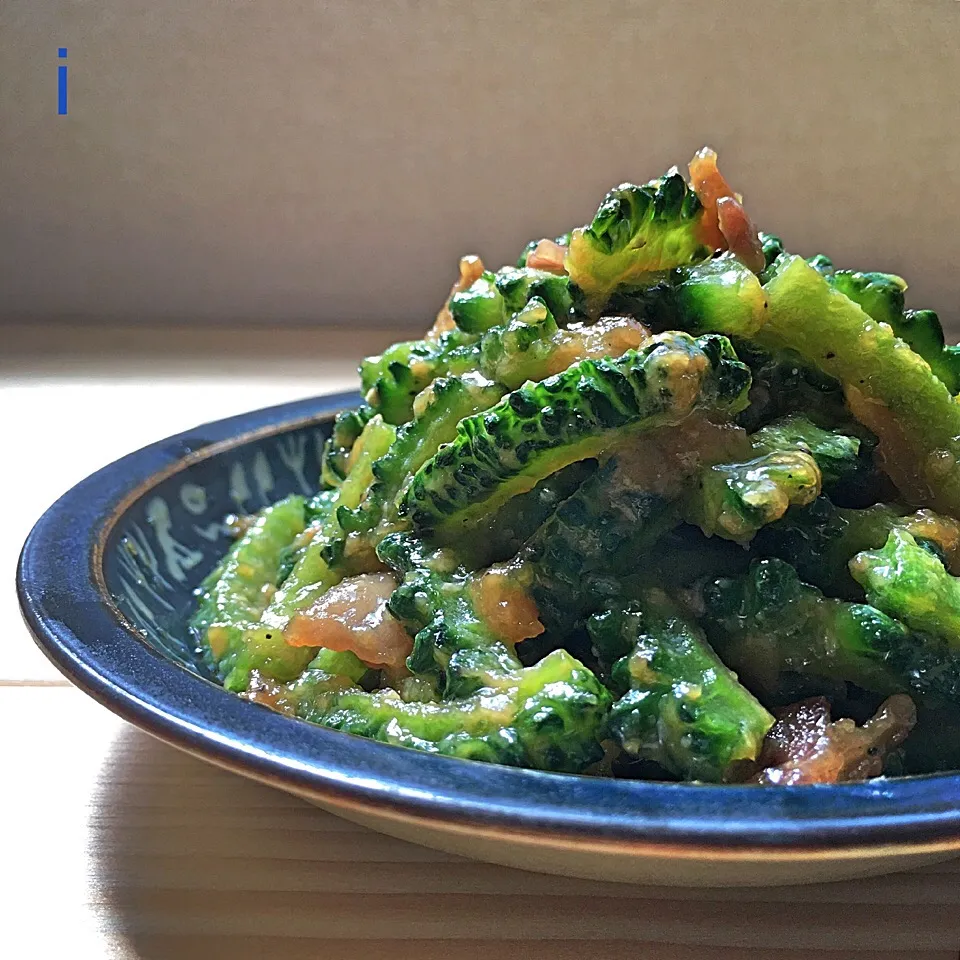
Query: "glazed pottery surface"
17 392 960 886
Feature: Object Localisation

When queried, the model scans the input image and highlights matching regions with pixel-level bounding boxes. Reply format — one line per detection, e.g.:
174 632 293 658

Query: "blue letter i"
58 48 68 115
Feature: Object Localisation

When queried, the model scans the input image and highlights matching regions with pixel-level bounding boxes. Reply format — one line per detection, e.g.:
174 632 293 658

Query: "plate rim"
16 390 960 861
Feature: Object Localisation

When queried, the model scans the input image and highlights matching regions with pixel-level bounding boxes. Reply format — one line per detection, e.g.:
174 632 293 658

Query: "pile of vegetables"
191 148 960 784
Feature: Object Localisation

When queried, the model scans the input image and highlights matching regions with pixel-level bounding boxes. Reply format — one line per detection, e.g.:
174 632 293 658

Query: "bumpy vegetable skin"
277 489 338 584
401 332 751 539
758 232 785 275
321 406 373 488
191 495 308 690
480 304 649 391
222 416 398 693
379 534 526 695
360 333 480 425
523 458 681 632
750 416 864 493
617 255 768 339
754 497 960 600
265 529 614 770
704 558 960 709
342 374 505 537
385 455 684 689
851 528 960 648
897 310 960 396
682 415 875 544
827 270 905 329
617 263 868 443
686 449 821 542
454 459 598 570
589 591 773 781
826 269 960 394
753 497 903 599
256 646 611 772
565 168 719 316
478 298 562 387
759 256 960 514
450 267 573 334
649 253 960 512
731 339 851 436
190 147 960 782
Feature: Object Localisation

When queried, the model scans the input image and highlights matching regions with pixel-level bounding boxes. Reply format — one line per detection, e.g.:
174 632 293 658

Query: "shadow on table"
88 727 958 960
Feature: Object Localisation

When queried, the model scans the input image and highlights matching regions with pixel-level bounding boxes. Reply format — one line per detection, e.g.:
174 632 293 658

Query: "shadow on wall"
88 726 955 959
2 0 960 327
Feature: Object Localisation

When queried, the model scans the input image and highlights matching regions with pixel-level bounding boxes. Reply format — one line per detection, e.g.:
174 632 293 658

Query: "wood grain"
1 686 958 959
4 327 960 958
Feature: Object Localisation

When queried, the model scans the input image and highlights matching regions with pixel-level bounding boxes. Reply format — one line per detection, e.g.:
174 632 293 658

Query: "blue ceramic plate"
17 392 960 886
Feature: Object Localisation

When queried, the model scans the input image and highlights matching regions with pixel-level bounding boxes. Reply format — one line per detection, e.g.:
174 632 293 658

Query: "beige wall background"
2 0 959 330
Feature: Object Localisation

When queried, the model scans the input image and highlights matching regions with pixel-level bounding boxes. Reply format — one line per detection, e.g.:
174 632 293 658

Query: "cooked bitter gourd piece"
850 528 960 649
378 533 532 696
383 456 686 690
218 416 396 692
565 171 711 316
630 253 960 514
522 457 681 633
683 415 875 543
758 256 960 515
320 406 373 488
754 496 960 601
191 494 307 688
612 254 768 340
360 331 481 425
449 266 573 334
478 298 650 391
401 331 751 540
340 373 506 538
824 268 960 395
750 415 865 494
704 558 960 709
254 530 614 771
588 590 774 782
753 497 906 600
731 339 852 436
253 645 611 773
452 459 599 571
685 449 821 542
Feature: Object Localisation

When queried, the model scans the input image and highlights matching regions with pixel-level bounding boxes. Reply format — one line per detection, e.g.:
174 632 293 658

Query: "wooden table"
4 323 960 959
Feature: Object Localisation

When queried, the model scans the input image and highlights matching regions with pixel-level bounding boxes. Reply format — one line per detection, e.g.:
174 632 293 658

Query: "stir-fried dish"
191 148 960 784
